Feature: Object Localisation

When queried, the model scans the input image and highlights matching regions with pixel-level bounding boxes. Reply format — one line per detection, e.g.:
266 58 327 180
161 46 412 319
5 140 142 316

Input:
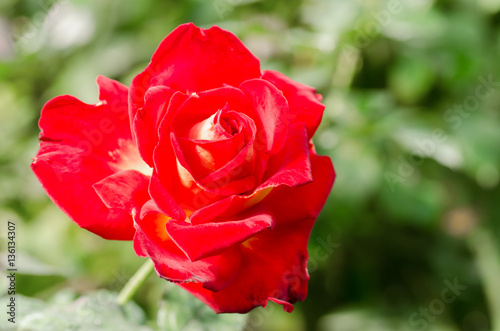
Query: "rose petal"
171 86 255 140
132 86 174 166
32 145 135 240
265 297 294 313
166 205 275 261
156 91 190 138
262 70 325 138
93 170 150 216
259 123 312 189
190 187 273 224
195 110 257 185
153 126 222 211
133 209 242 292
177 131 246 179
262 149 335 224
37 76 131 158
190 123 312 224
178 218 315 313
146 90 216 211
175 104 256 181
31 76 146 240
149 173 186 220
239 78 289 155
171 132 256 196
151 86 263 200
130 23 261 123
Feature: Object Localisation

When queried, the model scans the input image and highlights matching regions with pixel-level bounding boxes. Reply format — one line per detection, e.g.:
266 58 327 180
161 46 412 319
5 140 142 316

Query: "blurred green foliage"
1 0 499 330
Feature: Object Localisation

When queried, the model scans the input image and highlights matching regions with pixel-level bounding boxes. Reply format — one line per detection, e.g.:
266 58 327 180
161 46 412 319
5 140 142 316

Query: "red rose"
31 23 335 313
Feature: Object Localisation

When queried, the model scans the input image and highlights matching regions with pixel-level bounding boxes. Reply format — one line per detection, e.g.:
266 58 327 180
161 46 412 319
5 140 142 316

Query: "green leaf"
0 290 151 331
0 294 46 331
389 56 435 105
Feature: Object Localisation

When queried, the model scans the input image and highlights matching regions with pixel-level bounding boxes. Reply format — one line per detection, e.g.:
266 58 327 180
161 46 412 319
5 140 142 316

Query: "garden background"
1 0 500 330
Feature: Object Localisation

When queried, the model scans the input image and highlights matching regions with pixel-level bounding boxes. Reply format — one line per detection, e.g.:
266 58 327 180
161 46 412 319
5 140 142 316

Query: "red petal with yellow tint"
133 206 242 292
166 205 275 261
31 76 146 240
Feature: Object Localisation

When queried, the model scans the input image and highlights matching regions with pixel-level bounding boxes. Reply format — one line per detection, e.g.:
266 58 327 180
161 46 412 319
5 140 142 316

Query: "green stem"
116 259 155 306
467 227 500 331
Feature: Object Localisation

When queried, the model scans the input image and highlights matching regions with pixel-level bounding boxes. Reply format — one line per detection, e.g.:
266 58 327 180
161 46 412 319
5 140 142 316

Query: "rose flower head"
31 23 335 313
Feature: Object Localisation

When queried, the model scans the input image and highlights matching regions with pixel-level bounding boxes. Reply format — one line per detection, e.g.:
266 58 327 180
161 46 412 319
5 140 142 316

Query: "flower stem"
467 227 500 331
116 259 155 306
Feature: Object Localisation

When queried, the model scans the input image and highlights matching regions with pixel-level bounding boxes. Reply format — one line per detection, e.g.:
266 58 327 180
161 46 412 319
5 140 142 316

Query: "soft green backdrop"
1 0 499 330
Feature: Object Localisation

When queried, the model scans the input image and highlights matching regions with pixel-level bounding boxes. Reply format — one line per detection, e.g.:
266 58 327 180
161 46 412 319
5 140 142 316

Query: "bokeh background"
1 0 500 330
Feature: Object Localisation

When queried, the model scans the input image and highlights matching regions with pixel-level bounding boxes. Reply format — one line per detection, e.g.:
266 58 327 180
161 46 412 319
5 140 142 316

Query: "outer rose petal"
93 170 150 216
37 76 131 157
31 76 149 240
262 70 325 138
166 205 275 261
129 22 261 124
178 218 315 313
260 123 312 188
133 208 242 292
32 145 135 240
262 149 335 224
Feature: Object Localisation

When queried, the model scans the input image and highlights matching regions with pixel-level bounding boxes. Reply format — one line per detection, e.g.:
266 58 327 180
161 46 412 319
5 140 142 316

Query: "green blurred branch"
116 259 155 306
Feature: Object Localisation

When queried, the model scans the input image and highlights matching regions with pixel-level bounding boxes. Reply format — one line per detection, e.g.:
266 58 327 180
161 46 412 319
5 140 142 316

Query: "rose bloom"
32 23 335 313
